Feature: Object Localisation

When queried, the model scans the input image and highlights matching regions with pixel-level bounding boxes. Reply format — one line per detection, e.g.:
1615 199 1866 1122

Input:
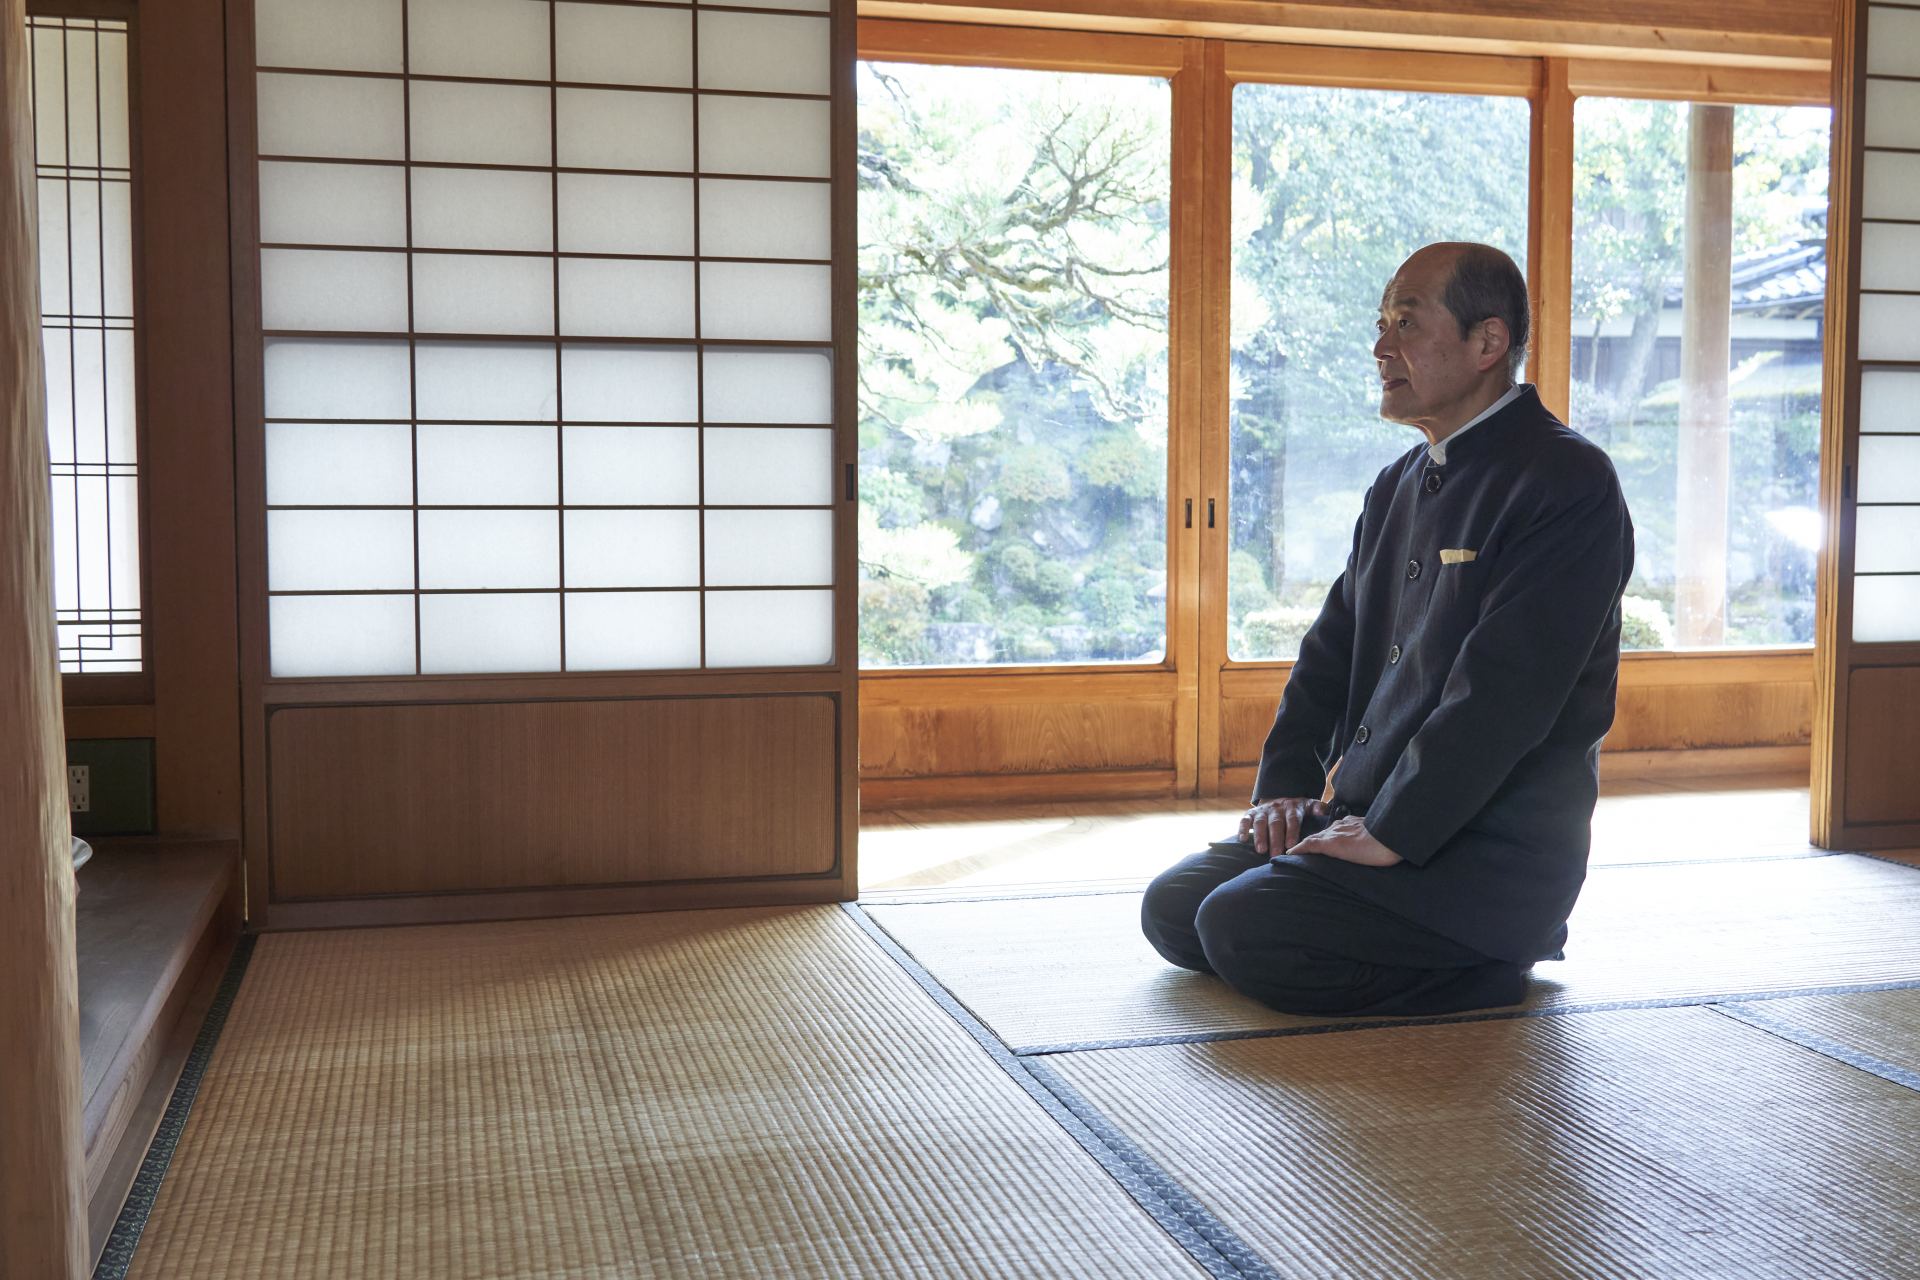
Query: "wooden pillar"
1 0 89 1274
1676 102 1734 646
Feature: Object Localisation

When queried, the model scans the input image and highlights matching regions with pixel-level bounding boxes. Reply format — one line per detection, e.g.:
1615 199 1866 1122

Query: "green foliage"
1620 594 1676 651
998 445 1074 504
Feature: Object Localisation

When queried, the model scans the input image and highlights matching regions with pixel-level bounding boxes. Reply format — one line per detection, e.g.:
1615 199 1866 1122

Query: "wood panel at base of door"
268 695 840 903
860 766 1176 808
859 696 1176 778
1844 667 1920 827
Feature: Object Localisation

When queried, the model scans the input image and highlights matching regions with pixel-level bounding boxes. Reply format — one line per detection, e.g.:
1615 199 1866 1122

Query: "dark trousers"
1140 845 1531 1017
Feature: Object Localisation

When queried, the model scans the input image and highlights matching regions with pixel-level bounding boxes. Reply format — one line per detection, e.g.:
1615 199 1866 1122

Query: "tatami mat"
1045 1006 1920 1279
863 853 1920 1051
122 907 1208 1279
1726 986 1920 1081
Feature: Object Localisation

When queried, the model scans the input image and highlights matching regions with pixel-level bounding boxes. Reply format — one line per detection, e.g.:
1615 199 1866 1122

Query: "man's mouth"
1382 377 1408 391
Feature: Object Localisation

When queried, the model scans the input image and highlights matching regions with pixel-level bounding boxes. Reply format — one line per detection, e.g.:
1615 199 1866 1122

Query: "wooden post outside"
1 0 90 1273
1676 102 1734 646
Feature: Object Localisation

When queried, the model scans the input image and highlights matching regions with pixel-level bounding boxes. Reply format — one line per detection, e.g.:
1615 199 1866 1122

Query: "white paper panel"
1858 295 1920 362
257 73 405 160
417 423 558 505
699 97 830 178
270 594 415 677
700 179 829 259
36 180 67 316
411 168 553 251
65 182 102 316
1866 80 1920 150
704 428 832 505
98 31 131 169
1860 436 1920 504
413 253 555 335
703 349 832 423
1862 223 1920 293
564 592 701 670
557 174 695 255
102 184 133 317
700 263 831 340
561 345 698 422
264 339 411 419
697 12 829 95
411 81 551 167
556 90 693 171
31 29 63 165
63 34 99 169
704 590 833 666
105 331 135 463
559 259 696 338
1864 151 1920 223
255 0 401 72
420 593 561 673
261 248 410 332
408 0 549 80
415 341 557 421
1862 369 1920 434
419 510 559 589
1869 6 1920 77
562 426 699 504
259 161 407 246
1853 573 1920 642
556 3 691 87
704 0 828 12
1855 506 1920 573
267 509 414 591
267 423 414 505
563 510 701 586
705 509 832 585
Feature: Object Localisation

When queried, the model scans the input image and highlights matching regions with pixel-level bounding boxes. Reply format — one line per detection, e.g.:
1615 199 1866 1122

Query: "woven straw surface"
1049 1006 1920 1279
866 853 1920 1050
125 906 1205 1279
1746 986 1920 1074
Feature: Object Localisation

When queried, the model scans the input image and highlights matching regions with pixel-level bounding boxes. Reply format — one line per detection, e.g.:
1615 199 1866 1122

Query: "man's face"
1372 250 1487 430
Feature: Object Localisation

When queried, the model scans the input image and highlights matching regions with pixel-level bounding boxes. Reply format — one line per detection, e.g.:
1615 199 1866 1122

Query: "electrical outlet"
68 764 91 814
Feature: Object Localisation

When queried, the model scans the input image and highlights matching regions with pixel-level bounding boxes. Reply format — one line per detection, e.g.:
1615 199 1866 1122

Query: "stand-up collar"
1426 383 1529 465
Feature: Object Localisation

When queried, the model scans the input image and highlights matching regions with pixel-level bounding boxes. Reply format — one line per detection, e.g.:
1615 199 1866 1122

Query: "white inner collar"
1426 383 1526 465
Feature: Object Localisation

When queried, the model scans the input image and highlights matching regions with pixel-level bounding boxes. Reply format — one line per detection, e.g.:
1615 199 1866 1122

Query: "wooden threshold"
75 839 239 1267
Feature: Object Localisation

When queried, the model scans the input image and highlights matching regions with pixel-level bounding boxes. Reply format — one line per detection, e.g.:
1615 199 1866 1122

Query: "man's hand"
1240 798 1325 856
1290 816 1403 867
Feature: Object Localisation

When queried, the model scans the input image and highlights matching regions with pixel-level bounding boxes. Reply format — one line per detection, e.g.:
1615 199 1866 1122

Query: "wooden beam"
1566 58 1831 104
1225 38 1538 94
1169 37 1208 795
858 15 1186 69
855 0 1831 72
1 0 89 1269
1531 58 1574 420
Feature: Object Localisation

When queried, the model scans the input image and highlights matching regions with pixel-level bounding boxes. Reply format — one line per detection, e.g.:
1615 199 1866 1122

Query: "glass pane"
703 349 831 423
699 96 829 177
558 259 696 338
1853 574 1920 643
562 426 700 504
561 344 698 422
705 509 833 585
557 174 695 255
411 168 553 252
270 594 415 677
700 178 830 259
697 12 829 96
704 427 833 505
408 0 549 81
417 423 559 506
267 423 414 505
418 510 559 589
555 89 692 171
705 590 833 665
565 592 702 671
1570 100 1830 649
1227 83 1530 660
556 3 691 88
257 72 405 160
419 593 561 673
859 62 1168 666
700 262 831 341
563 510 701 587
260 161 408 247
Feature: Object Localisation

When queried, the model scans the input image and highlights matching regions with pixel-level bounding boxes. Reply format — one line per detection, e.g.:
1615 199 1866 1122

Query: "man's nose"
1372 330 1391 361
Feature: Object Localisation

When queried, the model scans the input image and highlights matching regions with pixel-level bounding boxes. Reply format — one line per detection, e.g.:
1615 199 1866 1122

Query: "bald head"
1385 242 1530 381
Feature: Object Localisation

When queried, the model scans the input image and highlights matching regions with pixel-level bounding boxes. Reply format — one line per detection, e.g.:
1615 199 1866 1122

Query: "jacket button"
1388 644 1402 663
1407 559 1421 580
1355 725 1371 744
1424 471 1444 494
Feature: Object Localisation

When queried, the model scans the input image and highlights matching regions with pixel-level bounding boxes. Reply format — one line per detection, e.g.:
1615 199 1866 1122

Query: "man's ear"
1474 318 1512 375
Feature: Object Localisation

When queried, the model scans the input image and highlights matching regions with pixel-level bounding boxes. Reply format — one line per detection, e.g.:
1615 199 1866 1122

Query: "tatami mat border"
1714 1001 1920 1093
93 934 259 1280
837 903 1279 1280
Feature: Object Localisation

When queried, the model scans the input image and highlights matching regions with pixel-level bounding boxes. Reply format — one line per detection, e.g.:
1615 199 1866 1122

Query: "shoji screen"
239 0 853 924
1814 0 1920 848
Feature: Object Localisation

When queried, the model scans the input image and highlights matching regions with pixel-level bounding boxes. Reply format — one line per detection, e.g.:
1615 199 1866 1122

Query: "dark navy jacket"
1254 387 1634 964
